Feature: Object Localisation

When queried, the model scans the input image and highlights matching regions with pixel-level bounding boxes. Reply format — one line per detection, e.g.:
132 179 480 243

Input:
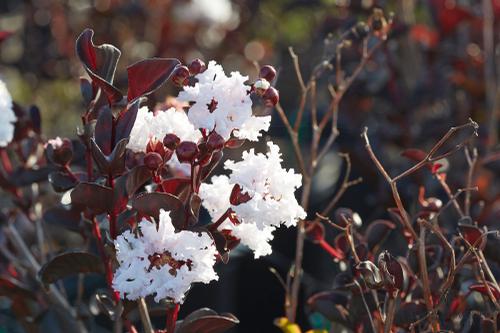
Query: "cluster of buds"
252 65 279 107
171 58 207 86
45 137 74 166
144 137 173 172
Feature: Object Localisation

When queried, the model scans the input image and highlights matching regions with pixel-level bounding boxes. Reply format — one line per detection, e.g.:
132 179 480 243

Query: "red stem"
166 303 180 333
0 149 13 173
208 209 231 232
318 239 344 260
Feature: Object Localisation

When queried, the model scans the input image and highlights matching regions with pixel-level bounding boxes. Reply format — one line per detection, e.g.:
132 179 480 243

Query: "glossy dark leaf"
114 99 141 145
94 106 113 155
89 289 123 321
131 192 185 227
378 251 407 291
11 166 53 187
43 206 82 232
187 193 202 226
127 58 180 102
80 77 93 105
48 171 78 192
306 291 350 327
175 308 239 333
459 224 486 249
38 251 104 287
112 165 151 214
75 29 123 104
91 137 128 176
365 219 396 252
201 151 223 181
71 182 113 214
162 177 191 197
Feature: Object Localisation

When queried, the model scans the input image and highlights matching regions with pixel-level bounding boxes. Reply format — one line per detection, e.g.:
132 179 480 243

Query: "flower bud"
188 58 206 75
206 132 225 151
47 137 73 166
171 65 190 87
230 184 252 205
163 133 180 150
259 65 277 82
176 141 199 163
253 78 270 96
263 87 279 107
144 152 164 171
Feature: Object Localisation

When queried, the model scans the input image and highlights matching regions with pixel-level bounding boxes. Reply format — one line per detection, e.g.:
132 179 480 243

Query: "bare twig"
464 147 478 216
137 298 154 333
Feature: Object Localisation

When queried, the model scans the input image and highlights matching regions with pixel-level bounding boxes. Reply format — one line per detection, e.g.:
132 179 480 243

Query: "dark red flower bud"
144 152 164 171
171 65 190 87
48 138 74 166
259 65 277 82
230 184 252 205
263 87 279 107
146 137 165 155
163 133 180 150
176 141 199 163
206 132 225 151
188 58 206 75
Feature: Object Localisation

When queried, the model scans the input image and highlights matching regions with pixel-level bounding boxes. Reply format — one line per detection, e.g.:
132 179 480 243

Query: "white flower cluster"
127 106 201 174
177 61 270 140
0 79 17 147
200 142 306 257
113 210 218 303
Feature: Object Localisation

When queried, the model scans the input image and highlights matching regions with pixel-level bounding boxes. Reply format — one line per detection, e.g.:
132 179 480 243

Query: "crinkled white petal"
199 142 305 258
113 210 218 303
0 80 17 147
177 61 269 141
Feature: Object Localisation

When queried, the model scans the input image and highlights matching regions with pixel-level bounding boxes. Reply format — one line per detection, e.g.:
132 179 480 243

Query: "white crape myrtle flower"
127 106 202 175
177 61 271 141
113 210 218 303
199 142 306 258
0 79 17 147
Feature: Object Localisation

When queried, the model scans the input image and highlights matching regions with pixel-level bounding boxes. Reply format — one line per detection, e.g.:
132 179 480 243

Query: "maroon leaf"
378 251 407 292
365 219 396 252
127 58 180 102
38 251 105 287
175 308 239 333
162 178 191 196
201 151 223 181
48 171 78 192
75 29 123 104
187 193 202 226
71 182 113 214
94 106 114 155
458 224 486 250
43 206 82 233
131 192 186 228
114 99 140 145
112 165 151 214
469 281 500 300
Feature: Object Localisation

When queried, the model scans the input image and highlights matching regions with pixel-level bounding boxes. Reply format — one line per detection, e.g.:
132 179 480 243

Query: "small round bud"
188 58 206 75
263 87 279 107
253 78 270 96
144 152 164 171
259 65 277 82
206 132 225 151
163 133 180 150
171 66 190 87
176 141 199 164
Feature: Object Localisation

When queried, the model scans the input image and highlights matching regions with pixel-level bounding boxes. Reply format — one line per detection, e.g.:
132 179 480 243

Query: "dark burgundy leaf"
224 138 245 149
114 99 140 145
71 182 113 214
80 77 93 105
458 224 485 249
201 151 223 181
112 165 151 214
89 289 123 321
175 308 239 333
306 291 350 327
365 219 396 252
131 192 185 227
356 261 383 289
162 178 191 196
94 106 113 155
48 171 78 192
11 166 53 187
469 281 500 299
127 58 180 102
43 206 82 232
75 29 123 104
187 193 202 226
378 251 407 291
38 251 104 287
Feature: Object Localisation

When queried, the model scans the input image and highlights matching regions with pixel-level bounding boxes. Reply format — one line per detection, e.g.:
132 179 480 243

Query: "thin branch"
137 298 154 333
464 147 478 216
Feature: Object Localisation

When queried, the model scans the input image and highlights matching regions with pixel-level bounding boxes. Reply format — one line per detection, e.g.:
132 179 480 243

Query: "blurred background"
0 0 499 332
